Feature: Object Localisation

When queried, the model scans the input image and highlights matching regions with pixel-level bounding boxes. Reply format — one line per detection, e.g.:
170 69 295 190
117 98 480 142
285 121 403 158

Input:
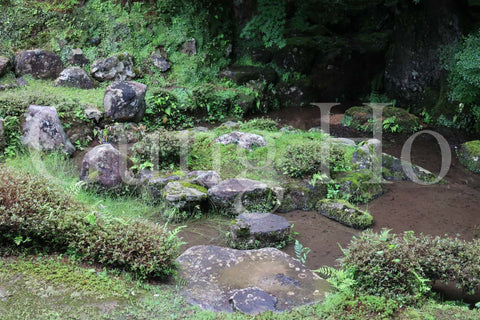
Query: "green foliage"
294 240 310 264
0 78 102 158
239 117 278 131
0 165 182 279
278 140 327 178
131 129 194 171
241 0 287 48
342 105 422 133
342 229 480 305
457 140 480 173
441 31 480 134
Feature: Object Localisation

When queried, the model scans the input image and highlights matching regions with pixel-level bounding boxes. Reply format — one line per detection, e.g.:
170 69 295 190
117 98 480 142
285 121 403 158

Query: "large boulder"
79 144 129 188
0 56 10 76
316 199 373 229
54 67 94 89
219 65 277 85
208 178 278 216
216 131 267 150
176 245 330 313
104 81 147 123
14 50 63 79
228 212 292 249
457 140 480 174
90 53 136 81
21 105 75 155
162 181 208 216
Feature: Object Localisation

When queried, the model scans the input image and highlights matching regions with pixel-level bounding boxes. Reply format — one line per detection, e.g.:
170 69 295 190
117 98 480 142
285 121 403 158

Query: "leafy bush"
278 140 354 178
441 31 480 134
342 229 480 304
0 165 182 279
278 140 327 177
131 129 195 171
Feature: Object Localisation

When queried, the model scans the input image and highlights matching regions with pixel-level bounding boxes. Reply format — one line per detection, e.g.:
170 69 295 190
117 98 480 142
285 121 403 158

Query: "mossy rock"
161 181 208 221
381 153 442 183
341 105 422 133
457 140 480 173
315 199 373 229
227 213 292 249
334 169 384 204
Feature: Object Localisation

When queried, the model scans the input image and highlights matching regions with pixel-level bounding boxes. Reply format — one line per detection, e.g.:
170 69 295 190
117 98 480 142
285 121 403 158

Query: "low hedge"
0 165 181 279
341 230 480 304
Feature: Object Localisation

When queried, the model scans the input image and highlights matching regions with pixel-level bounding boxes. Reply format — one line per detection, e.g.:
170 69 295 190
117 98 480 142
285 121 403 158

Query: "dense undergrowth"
0 162 182 279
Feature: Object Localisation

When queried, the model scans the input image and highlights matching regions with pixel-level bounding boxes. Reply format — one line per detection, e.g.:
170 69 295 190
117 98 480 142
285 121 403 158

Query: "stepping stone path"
176 245 330 314
228 212 292 249
208 178 278 216
216 131 267 150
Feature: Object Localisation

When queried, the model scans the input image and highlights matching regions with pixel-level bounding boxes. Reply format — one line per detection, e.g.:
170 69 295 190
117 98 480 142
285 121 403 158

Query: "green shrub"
278 140 327 177
0 165 182 279
441 32 480 134
278 140 354 178
342 230 480 304
131 129 194 171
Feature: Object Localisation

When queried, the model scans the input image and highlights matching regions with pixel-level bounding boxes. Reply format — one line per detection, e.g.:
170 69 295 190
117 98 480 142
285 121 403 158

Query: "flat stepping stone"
229 213 291 249
208 178 278 216
176 245 330 314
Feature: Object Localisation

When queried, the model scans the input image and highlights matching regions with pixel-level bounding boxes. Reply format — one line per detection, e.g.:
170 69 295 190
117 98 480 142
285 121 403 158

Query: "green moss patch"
316 199 373 229
457 140 480 173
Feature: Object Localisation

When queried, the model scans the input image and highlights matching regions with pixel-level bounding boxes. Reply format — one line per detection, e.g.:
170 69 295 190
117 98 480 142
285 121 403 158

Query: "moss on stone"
335 169 384 204
457 140 480 173
316 199 373 229
179 181 208 194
